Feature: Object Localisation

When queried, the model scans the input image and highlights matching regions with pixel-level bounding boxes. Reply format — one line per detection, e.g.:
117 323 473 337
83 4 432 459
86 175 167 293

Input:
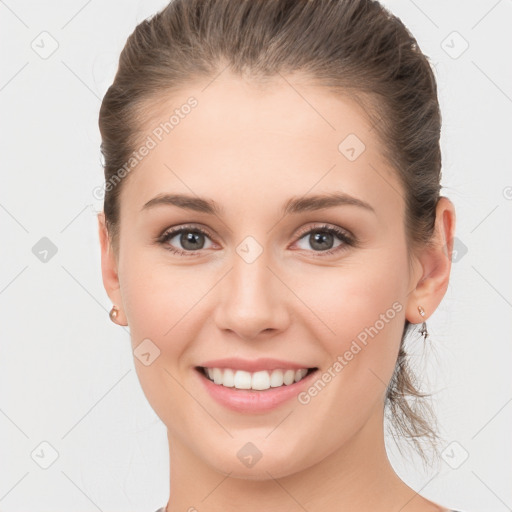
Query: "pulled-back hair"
99 0 443 462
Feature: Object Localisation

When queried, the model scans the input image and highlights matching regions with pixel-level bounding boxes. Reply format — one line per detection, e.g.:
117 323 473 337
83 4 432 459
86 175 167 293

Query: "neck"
164 405 433 512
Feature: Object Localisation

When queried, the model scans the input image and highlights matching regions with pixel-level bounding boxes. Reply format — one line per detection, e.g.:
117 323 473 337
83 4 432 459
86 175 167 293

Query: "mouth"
194 364 320 413
195 366 319 391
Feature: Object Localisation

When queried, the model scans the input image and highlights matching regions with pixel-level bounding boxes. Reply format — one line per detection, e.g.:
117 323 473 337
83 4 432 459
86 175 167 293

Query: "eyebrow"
141 192 375 216
282 192 375 216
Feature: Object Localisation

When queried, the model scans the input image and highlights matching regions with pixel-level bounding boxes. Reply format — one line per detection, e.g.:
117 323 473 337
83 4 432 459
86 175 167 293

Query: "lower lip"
195 367 318 413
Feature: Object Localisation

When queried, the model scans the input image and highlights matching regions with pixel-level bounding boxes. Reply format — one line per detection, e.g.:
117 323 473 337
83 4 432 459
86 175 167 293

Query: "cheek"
289 260 406 439
118 252 197 353
118 256 207 424
294 250 407 388
300 257 405 338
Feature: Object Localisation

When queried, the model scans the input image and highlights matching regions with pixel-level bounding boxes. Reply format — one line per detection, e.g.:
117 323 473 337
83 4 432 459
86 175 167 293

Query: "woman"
97 0 461 510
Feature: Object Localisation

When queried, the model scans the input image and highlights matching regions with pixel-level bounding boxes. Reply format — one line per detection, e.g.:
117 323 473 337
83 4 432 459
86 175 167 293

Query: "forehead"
121 72 404 221
142 72 380 156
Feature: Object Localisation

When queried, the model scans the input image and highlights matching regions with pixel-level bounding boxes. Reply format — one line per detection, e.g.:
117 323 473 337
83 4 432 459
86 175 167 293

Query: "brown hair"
99 0 443 462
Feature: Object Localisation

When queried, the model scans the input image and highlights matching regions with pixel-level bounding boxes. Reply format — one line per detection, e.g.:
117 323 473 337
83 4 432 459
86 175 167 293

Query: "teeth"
202 367 310 390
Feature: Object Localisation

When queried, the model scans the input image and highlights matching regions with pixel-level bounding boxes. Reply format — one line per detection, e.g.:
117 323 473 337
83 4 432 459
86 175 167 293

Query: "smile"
195 365 319 413
199 366 317 390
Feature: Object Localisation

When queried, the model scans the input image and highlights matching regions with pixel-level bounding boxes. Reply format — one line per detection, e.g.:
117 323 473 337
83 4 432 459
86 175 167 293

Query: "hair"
99 0 443 463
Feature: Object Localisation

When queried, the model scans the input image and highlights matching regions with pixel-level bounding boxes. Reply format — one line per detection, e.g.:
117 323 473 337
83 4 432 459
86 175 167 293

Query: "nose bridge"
214 237 288 339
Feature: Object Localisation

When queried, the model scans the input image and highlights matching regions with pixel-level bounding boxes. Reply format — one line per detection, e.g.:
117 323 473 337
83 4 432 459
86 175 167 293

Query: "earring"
417 305 429 341
109 305 120 323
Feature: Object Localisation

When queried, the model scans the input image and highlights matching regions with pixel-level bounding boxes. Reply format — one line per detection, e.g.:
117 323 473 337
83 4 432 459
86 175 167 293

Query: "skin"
98 71 456 512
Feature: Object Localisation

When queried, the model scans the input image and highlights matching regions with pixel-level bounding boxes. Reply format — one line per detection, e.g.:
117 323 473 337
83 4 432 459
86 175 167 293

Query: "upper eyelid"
294 223 352 239
160 223 214 238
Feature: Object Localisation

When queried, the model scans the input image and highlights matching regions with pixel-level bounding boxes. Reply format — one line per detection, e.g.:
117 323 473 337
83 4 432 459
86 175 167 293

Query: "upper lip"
197 357 317 373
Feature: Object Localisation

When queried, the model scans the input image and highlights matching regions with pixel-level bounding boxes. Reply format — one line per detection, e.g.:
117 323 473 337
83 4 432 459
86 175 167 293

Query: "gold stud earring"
109 305 119 323
417 305 429 340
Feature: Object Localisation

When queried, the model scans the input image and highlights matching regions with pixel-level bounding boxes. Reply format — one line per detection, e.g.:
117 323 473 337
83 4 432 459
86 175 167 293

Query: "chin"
201 446 311 481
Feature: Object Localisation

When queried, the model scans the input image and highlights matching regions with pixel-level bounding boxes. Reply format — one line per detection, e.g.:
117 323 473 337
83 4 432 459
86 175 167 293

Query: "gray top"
155 507 465 511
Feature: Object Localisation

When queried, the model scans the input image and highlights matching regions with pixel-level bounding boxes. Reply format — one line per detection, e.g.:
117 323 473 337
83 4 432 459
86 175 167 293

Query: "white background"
1 1 511 511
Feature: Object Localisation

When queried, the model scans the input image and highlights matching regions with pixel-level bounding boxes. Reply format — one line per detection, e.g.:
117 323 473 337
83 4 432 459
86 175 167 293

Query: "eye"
157 225 215 255
293 224 355 256
156 223 356 257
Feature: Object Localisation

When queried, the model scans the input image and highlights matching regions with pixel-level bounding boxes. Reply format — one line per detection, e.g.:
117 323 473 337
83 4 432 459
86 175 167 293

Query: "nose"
213 247 290 341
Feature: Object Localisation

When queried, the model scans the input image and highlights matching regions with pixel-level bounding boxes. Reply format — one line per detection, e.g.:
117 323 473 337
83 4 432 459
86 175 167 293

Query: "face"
101 71 428 479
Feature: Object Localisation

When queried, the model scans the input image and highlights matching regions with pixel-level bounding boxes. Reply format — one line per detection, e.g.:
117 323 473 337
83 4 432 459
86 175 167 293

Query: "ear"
405 196 456 324
97 212 128 326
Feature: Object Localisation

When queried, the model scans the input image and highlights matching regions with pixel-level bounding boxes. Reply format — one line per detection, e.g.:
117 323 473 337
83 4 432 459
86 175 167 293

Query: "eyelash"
156 223 356 257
